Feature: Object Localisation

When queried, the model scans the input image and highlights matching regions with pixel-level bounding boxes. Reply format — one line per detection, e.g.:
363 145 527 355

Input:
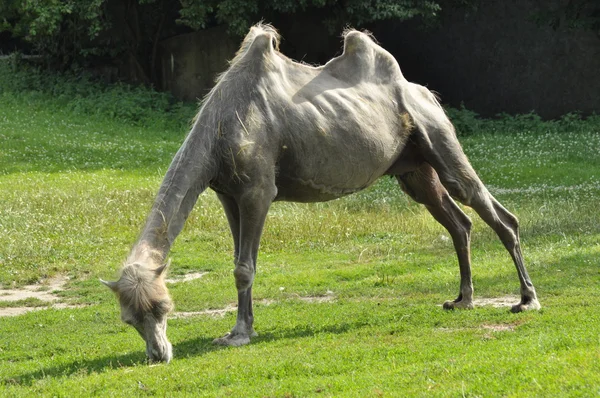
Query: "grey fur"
103 24 540 362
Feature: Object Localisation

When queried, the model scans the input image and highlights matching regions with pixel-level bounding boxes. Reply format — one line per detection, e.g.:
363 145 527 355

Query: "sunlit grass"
1 91 599 396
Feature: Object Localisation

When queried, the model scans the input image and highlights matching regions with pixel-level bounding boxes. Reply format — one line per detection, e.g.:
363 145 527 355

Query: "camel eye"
122 315 139 325
151 300 173 318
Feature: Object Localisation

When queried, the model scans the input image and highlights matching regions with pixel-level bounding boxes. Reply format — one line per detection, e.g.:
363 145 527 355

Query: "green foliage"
0 0 172 83
447 105 600 136
0 0 470 81
330 0 441 27
444 103 482 136
0 60 196 130
179 0 442 36
1 0 109 67
0 85 599 395
531 0 600 34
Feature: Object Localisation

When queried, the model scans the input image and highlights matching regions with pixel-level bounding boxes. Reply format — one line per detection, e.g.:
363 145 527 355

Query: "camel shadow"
4 337 218 387
13 246 581 388
254 321 362 343
4 317 370 387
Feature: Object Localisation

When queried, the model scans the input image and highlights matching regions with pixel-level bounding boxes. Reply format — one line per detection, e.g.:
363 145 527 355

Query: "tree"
0 0 453 84
533 0 600 39
0 0 109 66
179 0 442 35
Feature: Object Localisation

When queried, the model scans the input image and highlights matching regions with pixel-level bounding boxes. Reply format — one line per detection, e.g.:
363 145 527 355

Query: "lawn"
1 89 599 397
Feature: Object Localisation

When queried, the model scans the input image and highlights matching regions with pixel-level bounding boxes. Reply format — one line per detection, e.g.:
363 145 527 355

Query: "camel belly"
274 175 371 202
273 135 400 202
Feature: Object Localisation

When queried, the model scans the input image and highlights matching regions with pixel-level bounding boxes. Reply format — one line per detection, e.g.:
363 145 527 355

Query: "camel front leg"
213 185 275 346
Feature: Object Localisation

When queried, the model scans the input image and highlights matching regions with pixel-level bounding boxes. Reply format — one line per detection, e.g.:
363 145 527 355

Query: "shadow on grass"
4 321 360 387
9 247 592 388
3 337 219 387
3 351 144 387
254 321 364 344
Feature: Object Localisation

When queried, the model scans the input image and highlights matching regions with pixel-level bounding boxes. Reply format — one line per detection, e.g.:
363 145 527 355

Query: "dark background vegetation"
1 0 599 117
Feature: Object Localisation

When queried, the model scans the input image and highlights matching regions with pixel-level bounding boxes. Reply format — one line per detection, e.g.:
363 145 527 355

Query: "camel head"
101 261 173 363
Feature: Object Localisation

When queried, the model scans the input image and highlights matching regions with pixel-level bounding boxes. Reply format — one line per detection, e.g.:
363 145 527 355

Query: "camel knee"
484 214 519 251
450 215 472 255
493 206 521 243
234 262 254 290
456 209 472 236
502 210 520 232
501 229 520 251
440 194 472 241
444 183 469 204
458 217 472 244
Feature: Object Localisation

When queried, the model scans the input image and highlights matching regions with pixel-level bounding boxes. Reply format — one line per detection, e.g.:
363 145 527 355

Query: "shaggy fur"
104 24 540 361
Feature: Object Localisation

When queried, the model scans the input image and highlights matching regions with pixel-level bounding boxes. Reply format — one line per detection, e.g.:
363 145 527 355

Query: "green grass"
1 88 600 396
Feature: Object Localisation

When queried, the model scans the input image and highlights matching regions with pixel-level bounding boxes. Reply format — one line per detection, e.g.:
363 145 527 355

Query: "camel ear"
154 259 171 278
100 278 119 292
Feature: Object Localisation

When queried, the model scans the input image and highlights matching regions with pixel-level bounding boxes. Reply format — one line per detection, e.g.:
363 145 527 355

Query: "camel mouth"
147 341 172 363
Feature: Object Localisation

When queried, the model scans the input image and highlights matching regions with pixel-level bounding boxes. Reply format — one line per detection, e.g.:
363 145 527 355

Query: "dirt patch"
0 275 87 317
171 305 238 319
170 294 336 319
0 303 87 317
481 323 515 332
166 272 208 284
437 323 517 334
293 295 335 303
0 275 69 302
473 296 521 308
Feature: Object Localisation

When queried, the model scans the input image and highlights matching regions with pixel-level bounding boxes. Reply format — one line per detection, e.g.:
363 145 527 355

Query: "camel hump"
340 29 403 83
342 29 375 56
234 23 280 61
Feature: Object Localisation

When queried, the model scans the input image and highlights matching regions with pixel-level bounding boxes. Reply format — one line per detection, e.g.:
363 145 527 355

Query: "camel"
101 24 540 363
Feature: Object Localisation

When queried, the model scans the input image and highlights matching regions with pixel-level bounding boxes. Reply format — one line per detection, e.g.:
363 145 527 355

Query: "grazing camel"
102 24 540 363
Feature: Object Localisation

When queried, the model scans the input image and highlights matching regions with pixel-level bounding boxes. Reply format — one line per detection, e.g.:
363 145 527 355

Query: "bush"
0 59 197 131
446 104 600 136
3 58 597 137
445 104 482 136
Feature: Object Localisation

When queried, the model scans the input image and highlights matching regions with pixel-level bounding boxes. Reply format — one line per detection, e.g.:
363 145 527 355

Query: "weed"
0 70 599 396
0 60 197 131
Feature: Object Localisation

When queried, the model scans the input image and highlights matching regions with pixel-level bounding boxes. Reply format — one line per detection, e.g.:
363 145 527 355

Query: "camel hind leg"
397 163 474 309
418 129 540 312
467 192 540 312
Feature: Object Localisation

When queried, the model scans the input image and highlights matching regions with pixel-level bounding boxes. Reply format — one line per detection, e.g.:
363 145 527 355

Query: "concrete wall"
370 0 600 118
159 2 600 117
158 26 238 101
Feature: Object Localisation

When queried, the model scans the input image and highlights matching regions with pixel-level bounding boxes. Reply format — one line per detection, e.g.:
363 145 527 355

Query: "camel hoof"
212 332 252 347
443 299 474 310
511 298 541 313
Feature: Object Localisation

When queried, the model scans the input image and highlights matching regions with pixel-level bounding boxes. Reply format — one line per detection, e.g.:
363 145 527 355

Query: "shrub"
0 59 197 131
445 104 482 136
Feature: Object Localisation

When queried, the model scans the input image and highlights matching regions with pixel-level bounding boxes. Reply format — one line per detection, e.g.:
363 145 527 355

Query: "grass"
1 82 600 396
